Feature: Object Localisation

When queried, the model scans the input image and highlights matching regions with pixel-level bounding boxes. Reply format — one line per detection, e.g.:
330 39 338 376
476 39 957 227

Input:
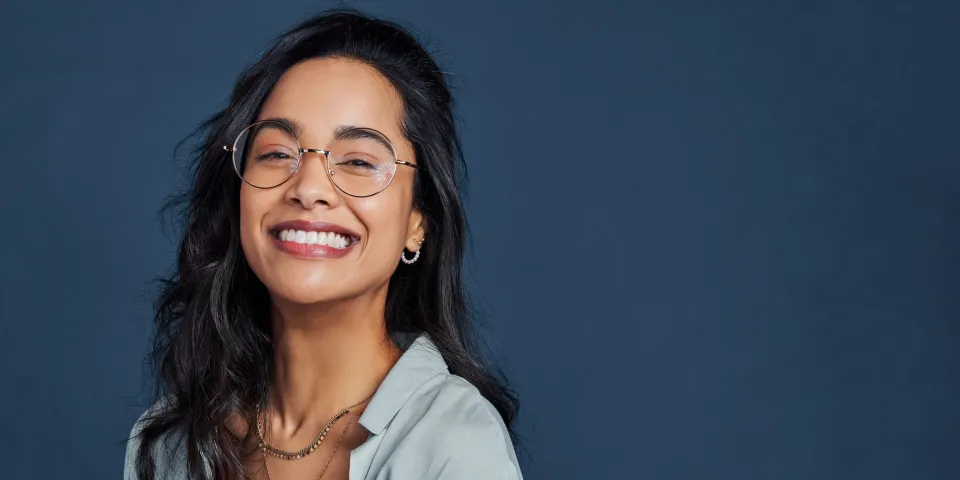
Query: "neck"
265 287 403 438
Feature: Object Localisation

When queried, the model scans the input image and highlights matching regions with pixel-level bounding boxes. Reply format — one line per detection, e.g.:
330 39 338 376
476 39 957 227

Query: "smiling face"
238 57 425 306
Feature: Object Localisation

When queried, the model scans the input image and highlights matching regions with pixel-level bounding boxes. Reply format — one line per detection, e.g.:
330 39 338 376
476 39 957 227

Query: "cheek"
353 192 410 257
356 199 409 248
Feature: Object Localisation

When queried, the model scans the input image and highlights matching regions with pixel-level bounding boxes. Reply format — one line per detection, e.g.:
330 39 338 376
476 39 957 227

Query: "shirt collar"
359 332 448 435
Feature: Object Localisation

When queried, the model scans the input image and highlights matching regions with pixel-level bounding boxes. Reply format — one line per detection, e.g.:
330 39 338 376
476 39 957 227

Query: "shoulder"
124 401 158 480
123 398 188 480
382 373 522 479
412 374 512 442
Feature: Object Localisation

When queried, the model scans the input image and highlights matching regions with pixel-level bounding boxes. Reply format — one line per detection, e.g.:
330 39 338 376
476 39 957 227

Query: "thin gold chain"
256 393 372 461
257 405 346 461
262 409 361 480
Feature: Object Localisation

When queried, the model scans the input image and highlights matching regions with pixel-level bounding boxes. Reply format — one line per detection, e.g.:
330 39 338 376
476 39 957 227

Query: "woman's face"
239 57 424 306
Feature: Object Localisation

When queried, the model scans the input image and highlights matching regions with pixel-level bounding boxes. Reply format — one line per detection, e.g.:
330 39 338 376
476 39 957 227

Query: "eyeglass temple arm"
396 160 421 170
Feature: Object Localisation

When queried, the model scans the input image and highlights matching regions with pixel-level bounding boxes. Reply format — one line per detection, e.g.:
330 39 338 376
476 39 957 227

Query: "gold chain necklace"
255 393 372 461
262 409 361 480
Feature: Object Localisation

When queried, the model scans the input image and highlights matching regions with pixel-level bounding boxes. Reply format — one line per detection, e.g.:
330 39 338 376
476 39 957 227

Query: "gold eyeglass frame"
222 119 422 198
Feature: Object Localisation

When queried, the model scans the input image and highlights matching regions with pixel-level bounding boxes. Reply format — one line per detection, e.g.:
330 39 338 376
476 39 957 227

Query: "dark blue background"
1 0 957 478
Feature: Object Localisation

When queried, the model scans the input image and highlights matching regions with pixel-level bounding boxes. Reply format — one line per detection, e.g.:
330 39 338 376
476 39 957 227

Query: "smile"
267 220 361 259
275 229 354 249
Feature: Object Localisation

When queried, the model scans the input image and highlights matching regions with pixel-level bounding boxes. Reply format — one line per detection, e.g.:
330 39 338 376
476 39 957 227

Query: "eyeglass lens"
232 120 398 196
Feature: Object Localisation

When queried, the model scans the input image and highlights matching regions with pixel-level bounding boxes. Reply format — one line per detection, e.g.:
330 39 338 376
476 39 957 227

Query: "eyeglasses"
222 120 421 197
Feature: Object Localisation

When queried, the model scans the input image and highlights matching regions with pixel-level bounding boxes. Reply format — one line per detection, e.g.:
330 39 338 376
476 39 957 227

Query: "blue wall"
1 0 957 478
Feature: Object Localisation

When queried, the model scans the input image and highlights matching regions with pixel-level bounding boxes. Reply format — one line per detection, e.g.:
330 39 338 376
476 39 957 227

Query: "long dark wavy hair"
133 9 518 479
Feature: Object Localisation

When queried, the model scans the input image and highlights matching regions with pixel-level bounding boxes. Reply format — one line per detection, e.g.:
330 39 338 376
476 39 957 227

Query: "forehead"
257 57 407 147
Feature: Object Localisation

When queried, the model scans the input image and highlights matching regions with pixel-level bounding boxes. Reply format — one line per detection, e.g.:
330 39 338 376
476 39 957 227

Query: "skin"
235 57 426 479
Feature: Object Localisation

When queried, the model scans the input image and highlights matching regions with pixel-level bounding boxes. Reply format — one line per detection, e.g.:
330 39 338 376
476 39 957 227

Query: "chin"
266 279 340 305
269 290 336 308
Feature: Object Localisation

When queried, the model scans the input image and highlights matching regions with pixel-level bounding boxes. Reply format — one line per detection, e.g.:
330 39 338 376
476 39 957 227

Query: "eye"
336 155 378 169
343 158 374 168
257 150 294 162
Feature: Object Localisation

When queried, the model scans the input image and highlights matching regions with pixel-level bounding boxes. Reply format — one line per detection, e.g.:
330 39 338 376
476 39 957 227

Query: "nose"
284 150 341 210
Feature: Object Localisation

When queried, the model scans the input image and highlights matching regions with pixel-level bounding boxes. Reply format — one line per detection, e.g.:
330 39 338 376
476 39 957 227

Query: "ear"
405 208 426 252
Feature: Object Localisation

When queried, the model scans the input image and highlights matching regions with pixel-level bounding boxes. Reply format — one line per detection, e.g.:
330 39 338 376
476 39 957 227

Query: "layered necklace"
256 393 373 479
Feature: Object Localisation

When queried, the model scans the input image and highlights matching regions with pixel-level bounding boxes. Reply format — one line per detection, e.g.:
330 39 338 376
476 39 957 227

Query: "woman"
124 9 521 479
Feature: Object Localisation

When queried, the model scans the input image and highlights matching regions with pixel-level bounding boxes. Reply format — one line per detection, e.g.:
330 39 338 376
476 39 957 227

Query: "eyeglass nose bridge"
299 147 330 156
297 148 337 176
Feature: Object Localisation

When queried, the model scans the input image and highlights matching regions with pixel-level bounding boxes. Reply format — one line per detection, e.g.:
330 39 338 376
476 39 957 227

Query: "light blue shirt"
124 333 523 479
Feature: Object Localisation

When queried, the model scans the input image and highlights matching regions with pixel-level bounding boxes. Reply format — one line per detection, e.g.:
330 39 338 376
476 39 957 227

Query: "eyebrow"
333 126 396 154
261 116 307 138
260 116 397 154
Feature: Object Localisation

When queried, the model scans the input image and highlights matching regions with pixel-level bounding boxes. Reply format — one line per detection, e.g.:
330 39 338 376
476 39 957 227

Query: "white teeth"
278 229 352 249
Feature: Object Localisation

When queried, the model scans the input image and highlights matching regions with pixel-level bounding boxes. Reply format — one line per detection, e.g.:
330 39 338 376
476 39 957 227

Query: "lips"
267 219 361 259
267 219 361 242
